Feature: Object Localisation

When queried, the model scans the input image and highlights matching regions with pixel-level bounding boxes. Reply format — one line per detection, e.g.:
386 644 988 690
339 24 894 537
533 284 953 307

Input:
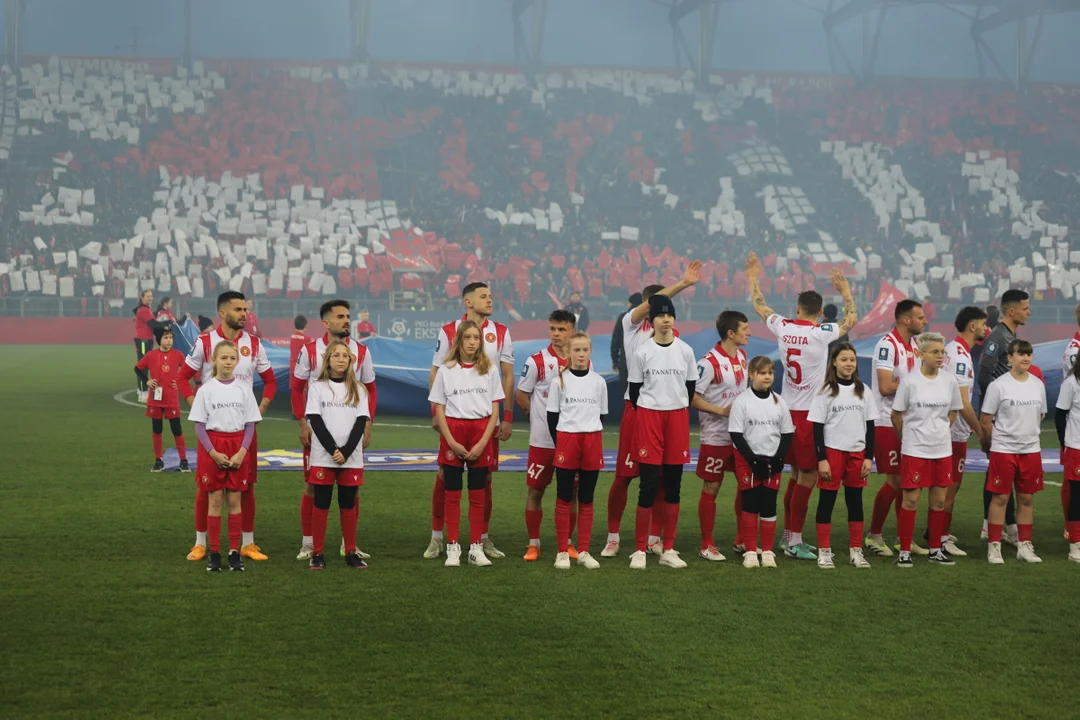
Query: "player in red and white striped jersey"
291 300 378 561
603 261 701 558
692 310 750 562
864 300 924 557
425 282 516 561
939 306 989 557
746 253 858 561
178 291 277 563
515 309 577 561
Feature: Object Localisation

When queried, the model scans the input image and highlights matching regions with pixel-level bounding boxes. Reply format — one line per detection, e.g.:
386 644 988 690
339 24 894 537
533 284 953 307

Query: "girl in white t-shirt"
188 340 262 572
891 332 963 569
546 332 608 570
1055 351 1080 563
729 356 795 569
304 340 371 571
981 339 1047 565
428 321 505 569
808 343 877 570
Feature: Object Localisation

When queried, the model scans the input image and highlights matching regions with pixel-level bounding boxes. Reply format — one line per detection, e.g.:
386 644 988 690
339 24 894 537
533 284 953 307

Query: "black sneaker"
894 551 914 568
178 459 191 472
345 551 368 570
309 552 326 571
927 549 955 566
228 550 245 572
151 458 165 473
206 551 222 572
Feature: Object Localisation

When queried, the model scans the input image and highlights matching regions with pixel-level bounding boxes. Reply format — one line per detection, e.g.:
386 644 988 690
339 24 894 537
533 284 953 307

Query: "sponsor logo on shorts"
556 454 565 464
316 470 325 480
445 450 456 461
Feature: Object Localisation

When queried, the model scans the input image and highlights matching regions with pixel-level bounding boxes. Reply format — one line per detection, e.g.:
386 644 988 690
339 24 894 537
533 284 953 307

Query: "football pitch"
2 345 1077 719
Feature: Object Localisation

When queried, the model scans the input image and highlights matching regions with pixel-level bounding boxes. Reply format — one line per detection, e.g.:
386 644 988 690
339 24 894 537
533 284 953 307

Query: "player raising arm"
745 253 858 561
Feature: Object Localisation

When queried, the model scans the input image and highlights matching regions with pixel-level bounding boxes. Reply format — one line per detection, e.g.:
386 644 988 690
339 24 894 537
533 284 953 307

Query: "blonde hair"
558 331 592 389
211 340 238 379
445 320 492 375
316 339 364 407
916 331 946 354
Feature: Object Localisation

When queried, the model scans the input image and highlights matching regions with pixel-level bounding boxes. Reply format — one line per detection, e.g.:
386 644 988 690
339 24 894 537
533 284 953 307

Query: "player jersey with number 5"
765 314 840 412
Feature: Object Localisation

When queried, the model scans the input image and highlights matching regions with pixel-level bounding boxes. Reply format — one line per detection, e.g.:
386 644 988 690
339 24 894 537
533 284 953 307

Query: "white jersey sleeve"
357 346 376 384
1057 376 1080 450
874 338 897 372
627 346 644 385
188 383 211 424
253 339 272 374
779 397 795 435
490 366 507 404
518 357 539 394
304 381 323 418
728 393 747 435
428 367 448 406
243 386 263 424
765 313 785 337
1063 338 1080 381
293 343 312 384
694 357 715 397
185 335 206 374
431 327 451 368
806 391 828 425
546 377 562 413
814 323 842 344
499 327 515 366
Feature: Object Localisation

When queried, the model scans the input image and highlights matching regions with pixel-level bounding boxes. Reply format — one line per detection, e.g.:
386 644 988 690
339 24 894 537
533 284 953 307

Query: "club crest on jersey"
162 364 169 372
878 347 890 361
639 448 648 458
240 346 251 357
485 333 496 344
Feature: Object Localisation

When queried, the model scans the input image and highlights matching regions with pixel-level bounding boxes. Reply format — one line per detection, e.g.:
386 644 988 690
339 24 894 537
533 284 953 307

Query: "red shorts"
147 405 181 420
526 446 556 489
635 407 691 466
696 443 735 483
986 452 1044 496
196 430 254 493
554 432 605 472
951 441 969 480
1062 447 1080 483
874 426 901 475
819 448 868 490
784 410 817 471
733 453 782 491
439 417 496 469
900 455 953 490
616 401 639 478
306 466 365 487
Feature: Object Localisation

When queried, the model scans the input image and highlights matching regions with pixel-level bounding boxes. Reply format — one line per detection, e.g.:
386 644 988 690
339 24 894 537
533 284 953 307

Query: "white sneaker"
137 390 148 403
698 545 726 562
1004 530 1020 549
987 541 1004 565
339 538 370 558
296 544 313 561
980 528 990 541
1069 543 1080 563
554 552 571 570
577 552 600 569
424 536 444 559
849 548 871 569
943 539 967 557
647 540 664 556
817 549 835 569
659 549 687 568
760 550 778 568
600 539 620 558
444 542 462 568
743 551 760 569
1016 540 1042 563
468 542 493 567
629 550 647 570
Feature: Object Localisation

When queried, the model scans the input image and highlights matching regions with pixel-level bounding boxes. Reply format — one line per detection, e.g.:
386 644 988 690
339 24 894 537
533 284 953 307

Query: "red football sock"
792 483 813 534
1017 523 1033 543
555 498 572 553
869 483 899 535
988 522 1004 543
649 488 667 539
431 474 445 532
301 493 314 537
483 475 493 535
848 521 864 549
240 489 256 534
816 522 832 550
740 512 759 553
173 433 187 456
760 518 777 552
927 509 944 550
782 477 797 531
634 505 651 552
469 489 486 545
734 490 744 546
207 515 221 552
897 507 916 552
227 512 242 552
893 493 903 524
607 476 632 534
569 511 578 541
1067 520 1080 541
943 510 953 539
525 509 543 542
698 491 717 550
341 505 358 553
152 433 163 459
578 503 594 553
195 489 209 533
444 489 461 543
312 506 329 554
662 502 680 551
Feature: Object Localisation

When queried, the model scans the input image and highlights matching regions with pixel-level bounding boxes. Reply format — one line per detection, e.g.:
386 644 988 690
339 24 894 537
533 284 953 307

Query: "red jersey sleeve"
258 367 278 402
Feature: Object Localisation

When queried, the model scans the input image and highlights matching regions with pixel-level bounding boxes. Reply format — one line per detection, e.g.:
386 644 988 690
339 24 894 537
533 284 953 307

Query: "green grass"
2 345 1077 719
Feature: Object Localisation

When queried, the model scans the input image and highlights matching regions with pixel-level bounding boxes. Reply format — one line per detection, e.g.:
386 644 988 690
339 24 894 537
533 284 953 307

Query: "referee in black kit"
976 289 1032 542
